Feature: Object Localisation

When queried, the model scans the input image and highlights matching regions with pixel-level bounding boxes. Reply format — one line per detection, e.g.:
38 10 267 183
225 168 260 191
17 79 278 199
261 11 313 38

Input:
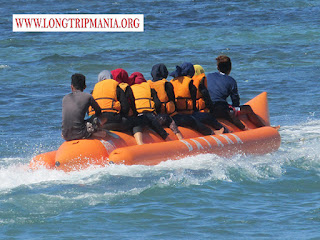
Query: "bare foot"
213 128 224 135
272 125 280 130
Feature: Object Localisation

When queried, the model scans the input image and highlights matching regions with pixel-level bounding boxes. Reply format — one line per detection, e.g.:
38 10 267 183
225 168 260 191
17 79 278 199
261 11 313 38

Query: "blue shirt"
206 72 240 107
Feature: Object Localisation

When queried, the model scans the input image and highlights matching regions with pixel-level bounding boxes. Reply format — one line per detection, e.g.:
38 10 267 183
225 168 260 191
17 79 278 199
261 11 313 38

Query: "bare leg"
134 132 144 145
176 132 183 140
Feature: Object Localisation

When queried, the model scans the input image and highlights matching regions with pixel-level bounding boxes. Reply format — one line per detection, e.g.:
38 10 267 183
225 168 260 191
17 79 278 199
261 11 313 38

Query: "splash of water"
0 120 319 196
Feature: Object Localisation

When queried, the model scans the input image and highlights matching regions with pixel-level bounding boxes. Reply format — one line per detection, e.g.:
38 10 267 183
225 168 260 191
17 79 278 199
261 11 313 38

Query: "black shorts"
212 102 232 120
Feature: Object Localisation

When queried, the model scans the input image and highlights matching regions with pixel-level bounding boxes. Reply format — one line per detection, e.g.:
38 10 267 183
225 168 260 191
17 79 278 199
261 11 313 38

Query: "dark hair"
216 55 232 74
71 73 86 91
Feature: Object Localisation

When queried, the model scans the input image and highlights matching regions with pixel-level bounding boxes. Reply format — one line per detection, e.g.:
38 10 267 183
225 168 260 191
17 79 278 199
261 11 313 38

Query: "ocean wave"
0 149 289 227
277 120 320 172
39 53 82 62
3 120 319 191
0 119 318 221
0 64 10 69
0 150 285 194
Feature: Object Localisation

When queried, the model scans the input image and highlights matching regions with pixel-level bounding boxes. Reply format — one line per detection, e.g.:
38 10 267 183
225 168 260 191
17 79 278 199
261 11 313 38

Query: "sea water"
0 0 319 239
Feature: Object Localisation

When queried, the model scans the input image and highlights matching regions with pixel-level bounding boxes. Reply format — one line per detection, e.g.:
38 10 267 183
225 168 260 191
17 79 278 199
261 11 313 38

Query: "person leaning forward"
130 72 169 143
110 68 145 145
192 64 228 133
88 70 130 132
149 63 183 140
169 62 220 135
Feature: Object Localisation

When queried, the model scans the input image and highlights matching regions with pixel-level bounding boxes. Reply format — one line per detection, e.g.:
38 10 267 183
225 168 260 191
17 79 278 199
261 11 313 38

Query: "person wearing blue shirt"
206 55 265 130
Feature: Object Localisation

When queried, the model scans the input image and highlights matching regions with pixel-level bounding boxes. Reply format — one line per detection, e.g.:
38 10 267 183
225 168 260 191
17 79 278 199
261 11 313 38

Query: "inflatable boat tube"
30 92 281 171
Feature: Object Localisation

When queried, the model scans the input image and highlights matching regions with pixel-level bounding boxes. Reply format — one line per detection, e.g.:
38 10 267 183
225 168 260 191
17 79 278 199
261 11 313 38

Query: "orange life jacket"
88 79 121 116
131 82 155 114
170 76 194 114
192 73 209 112
119 83 134 116
148 79 176 116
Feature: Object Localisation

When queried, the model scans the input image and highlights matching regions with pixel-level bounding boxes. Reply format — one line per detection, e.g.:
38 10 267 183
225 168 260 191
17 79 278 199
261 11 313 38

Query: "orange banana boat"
30 92 281 171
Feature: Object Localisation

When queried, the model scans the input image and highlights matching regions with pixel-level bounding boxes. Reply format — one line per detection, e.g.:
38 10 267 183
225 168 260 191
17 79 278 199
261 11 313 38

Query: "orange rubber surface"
29 92 281 171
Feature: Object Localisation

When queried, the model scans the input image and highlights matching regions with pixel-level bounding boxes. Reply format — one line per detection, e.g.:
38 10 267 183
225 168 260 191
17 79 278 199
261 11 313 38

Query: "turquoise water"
1 1 319 239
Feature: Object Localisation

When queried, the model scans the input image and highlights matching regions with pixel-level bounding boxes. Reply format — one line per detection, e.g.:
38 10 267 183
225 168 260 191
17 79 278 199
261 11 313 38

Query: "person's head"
111 68 134 85
193 65 205 76
169 62 195 78
151 63 168 81
98 70 113 82
130 72 146 84
216 55 232 75
71 73 86 91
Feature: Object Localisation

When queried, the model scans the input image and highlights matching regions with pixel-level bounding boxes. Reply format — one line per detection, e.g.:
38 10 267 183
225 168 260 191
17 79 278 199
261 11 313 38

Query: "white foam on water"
0 64 10 69
278 120 320 172
0 120 318 227
0 119 319 197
